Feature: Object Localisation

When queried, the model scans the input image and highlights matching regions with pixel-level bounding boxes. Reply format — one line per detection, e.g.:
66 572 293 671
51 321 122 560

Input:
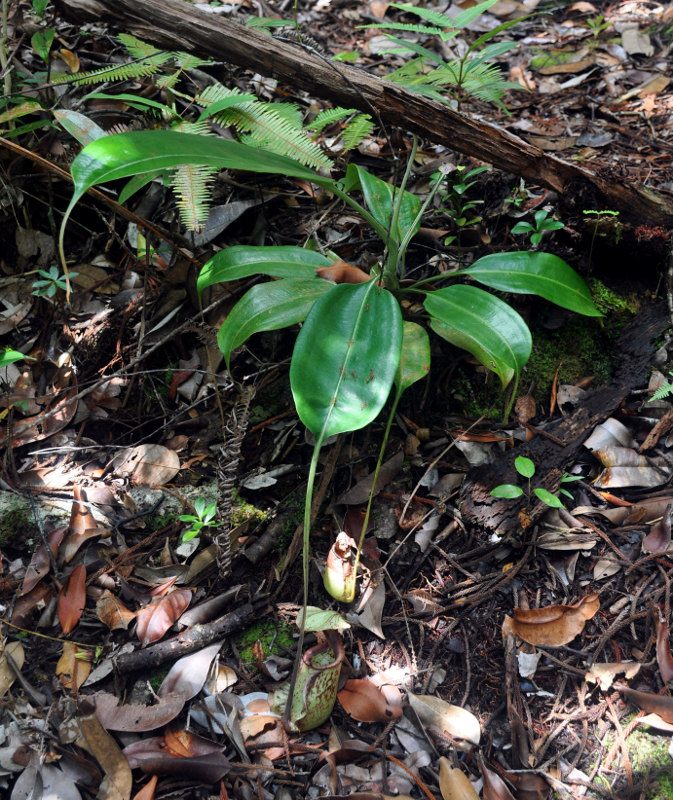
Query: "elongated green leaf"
198 246 333 296
395 321 431 394
291 281 402 442
463 252 602 317
217 278 332 369
68 131 323 207
425 284 531 388
344 164 421 245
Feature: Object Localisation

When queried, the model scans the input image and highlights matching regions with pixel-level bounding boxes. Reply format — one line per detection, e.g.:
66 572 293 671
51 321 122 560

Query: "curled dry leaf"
407 692 480 749
132 775 158 800
656 612 673 683
480 760 516 800
123 730 230 781
316 260 371 284
158 641 223 700
56 641 91 691
439 757 480 800
337 679 402 723
136 588 192 646
642 504 673 554
585 661 640 691
72 706 133 800
58 564 87 635
112 443 181 485
0 641 24 697
20 525 67 595
96 590 136 631
502 593 599 647
616 683 673 724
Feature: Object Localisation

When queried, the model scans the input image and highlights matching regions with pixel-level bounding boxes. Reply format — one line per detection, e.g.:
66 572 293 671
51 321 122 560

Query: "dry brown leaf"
96 590 136 631
133 775 158 800
113 443 181 485
616 683 673 724
58 563 87 635
503 593 599 646
74 706 133 800
0 641 24 697
656 612 673 683
439 757 480 800
337 679 402 723
56 641 91 691
20 525 67 595
316 260 371 284
642 505 673 554
136 589 192 646
92 691 185 731
480 760 516 800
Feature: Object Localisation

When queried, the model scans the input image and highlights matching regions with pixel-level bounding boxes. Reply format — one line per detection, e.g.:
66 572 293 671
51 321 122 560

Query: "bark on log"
54 0 673 227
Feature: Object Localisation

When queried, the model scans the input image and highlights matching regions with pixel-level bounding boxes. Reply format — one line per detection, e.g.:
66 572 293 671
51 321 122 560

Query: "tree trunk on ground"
54 0 673 228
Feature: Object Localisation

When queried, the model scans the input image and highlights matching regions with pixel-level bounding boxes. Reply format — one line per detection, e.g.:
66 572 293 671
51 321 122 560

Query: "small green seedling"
511 209 564 246
179 497 222 542
0 348 34 369
583 209 621 269
491 455 564 508
31 266 78 298
584 14 611 38
433 164 488 248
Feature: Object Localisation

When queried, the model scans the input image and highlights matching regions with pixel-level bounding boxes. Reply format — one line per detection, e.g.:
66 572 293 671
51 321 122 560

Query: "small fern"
308 107 374 152
198 84 333 170
649 373 673 402
171 120 217 231
361 0 525 111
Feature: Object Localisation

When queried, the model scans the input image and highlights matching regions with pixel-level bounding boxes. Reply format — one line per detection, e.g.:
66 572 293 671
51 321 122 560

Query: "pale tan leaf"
616 684 673 723
74 707 133 800
585 662 640 691
113 444 180 485
158 641 222 700
407 692 480 749
133 775 158 800
0 641 24 697
656 613 673 683
439 757 480 800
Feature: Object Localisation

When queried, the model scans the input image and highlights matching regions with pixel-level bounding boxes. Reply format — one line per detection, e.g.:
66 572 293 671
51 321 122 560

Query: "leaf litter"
1 0 673 797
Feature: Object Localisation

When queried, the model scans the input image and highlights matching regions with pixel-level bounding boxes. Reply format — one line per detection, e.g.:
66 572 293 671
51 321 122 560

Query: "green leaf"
491 484 524 499
198 246 333 296
297 606 351 632
395 321 431 394
0 349 33 368
344 164 421 245
425 284 531 388
462 252 602 317
31 28 54 64
290 281 402 443
534 487 564 508
53 109 107 145
515 456 535 479
217 278 331 370
197 94 257 122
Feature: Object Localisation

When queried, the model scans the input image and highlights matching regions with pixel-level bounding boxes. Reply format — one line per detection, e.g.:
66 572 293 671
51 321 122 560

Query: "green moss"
145 512 180 532
234 618 294 667
148 667 170 692
451 367 504 420
231 490 269 527
0 507 34 546
588 278 640 315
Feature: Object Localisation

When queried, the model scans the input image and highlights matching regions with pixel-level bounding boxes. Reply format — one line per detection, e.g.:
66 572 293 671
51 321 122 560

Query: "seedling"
511 209 564 246
491 456 564 508
649 372 673 403
433 164 488 249
583 209 621 269
31 266 78 299
0 348 34 369
179 497 222 542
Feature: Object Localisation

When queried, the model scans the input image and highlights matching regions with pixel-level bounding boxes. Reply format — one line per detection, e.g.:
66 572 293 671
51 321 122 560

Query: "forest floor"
2 1 673 799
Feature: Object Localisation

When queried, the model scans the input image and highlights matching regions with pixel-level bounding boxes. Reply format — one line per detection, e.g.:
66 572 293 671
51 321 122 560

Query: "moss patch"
234 618 294 667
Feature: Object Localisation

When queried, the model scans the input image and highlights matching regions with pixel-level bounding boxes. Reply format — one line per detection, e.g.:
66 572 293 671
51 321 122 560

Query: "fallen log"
53 0 673 228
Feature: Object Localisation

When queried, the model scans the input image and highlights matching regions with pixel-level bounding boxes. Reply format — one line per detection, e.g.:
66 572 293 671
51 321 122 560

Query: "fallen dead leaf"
0 641 24 697
136 589 192 646
616 683 673 724
439 757 480 800
407 692 480 749
337 679 402 723
585 661 640 691
503 593 599 646
92 691 185 731
96 590 136 631
56 641 91 691
58 564 87 635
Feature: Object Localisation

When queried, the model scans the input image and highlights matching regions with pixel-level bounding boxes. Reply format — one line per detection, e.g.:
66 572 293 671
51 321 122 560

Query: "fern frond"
341 114 374 151
170 52 213 71
392 0 500 31
428 59 520 107
310 107 355 134
172 163 216 232
168 120 217 231
198 84 333 170
118 33 161 59
650 378 673 402
361 21 449 38
53 53 172 85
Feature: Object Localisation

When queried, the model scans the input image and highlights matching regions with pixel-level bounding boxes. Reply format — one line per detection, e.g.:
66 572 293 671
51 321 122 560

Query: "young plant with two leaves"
59 127 600 730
